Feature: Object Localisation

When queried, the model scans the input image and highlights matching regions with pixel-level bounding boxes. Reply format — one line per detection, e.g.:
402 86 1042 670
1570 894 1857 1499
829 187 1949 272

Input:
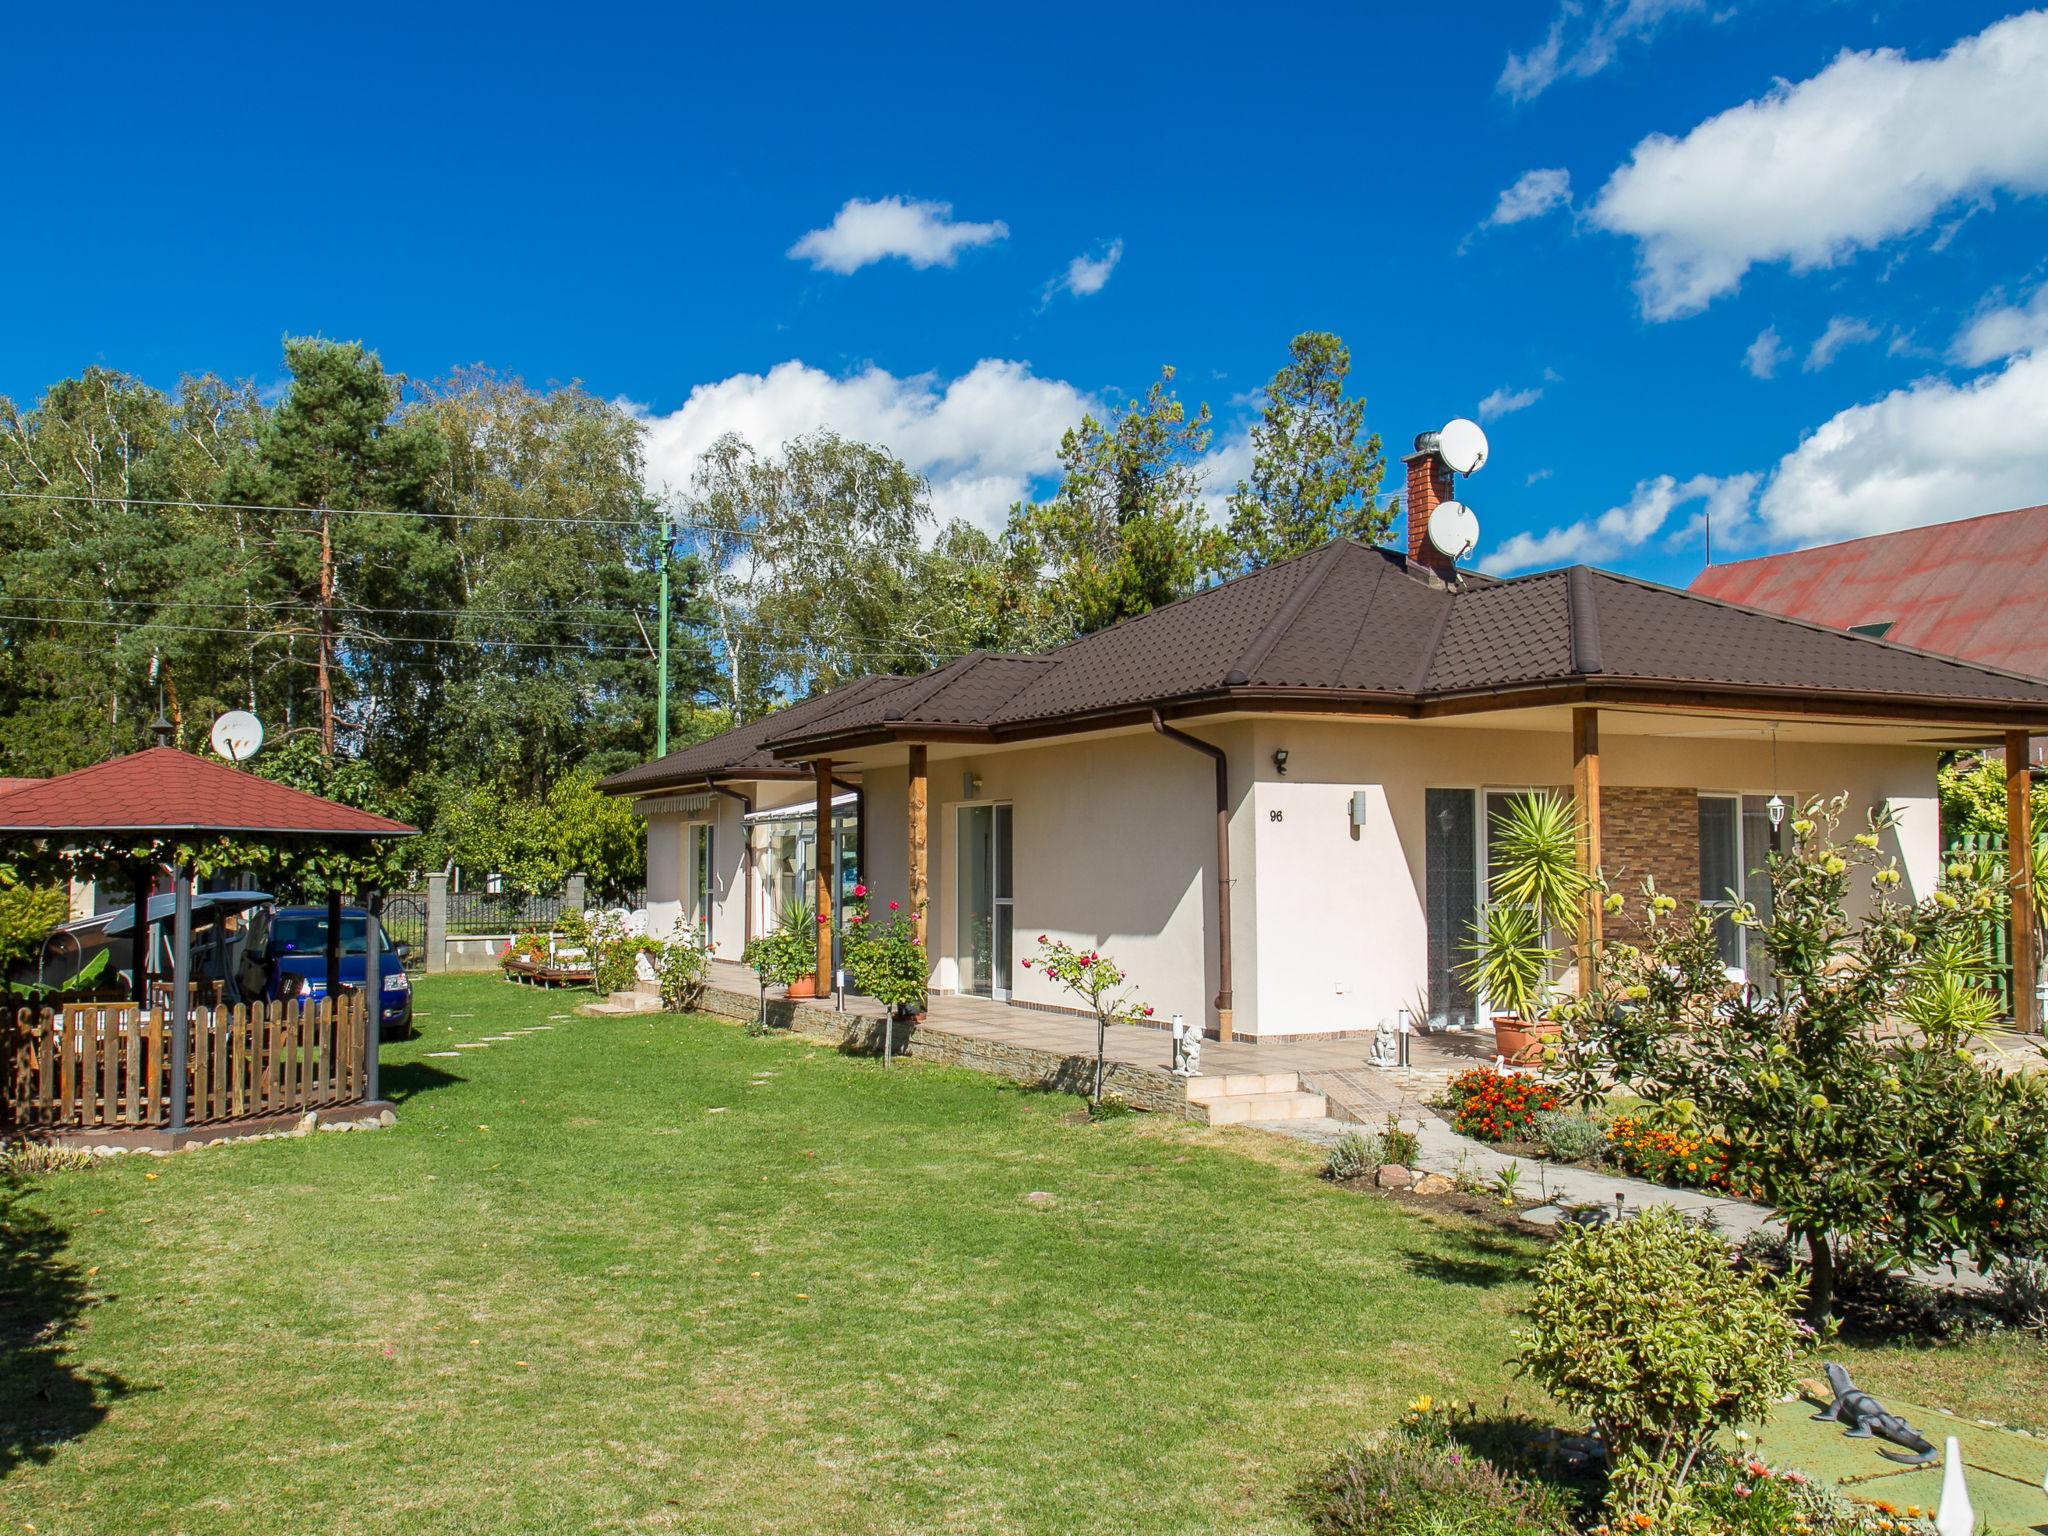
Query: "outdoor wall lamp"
1272 748 1289 776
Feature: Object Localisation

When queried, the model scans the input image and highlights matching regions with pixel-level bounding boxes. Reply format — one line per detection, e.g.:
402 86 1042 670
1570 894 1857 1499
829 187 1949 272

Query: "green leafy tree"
1009 368 1228 635
1517 1206 1805 1521
1226 332 1391 569
1548 795 2048 1320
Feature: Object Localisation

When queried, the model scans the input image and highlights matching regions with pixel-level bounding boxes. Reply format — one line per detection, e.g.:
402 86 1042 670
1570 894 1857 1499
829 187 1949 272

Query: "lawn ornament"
1811 1363 1938 1465
1180 1029 1201 1079
1369 1016 1399 1067
1934 1437 1973 1536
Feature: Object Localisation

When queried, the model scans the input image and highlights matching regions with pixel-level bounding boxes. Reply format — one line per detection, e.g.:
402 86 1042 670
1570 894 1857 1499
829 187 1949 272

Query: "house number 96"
1269 809 1284 822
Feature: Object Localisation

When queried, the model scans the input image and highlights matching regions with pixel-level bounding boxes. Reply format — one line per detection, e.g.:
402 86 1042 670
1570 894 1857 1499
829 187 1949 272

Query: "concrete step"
1183 1072 1300 1102
606 989 664 1014
1200 1091 1329 1125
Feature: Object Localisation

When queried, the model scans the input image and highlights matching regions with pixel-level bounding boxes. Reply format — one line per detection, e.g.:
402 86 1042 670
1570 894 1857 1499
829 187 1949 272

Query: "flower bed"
1603 1113 1736 1193
1445 1067 1558 1142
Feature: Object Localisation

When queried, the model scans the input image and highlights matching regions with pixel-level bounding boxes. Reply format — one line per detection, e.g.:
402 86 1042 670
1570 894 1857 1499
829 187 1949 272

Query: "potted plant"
745 896 820 998
1459 791 1591 1064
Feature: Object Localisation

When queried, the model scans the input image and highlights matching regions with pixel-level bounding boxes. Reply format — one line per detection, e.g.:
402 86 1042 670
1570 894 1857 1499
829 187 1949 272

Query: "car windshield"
271 915 387 957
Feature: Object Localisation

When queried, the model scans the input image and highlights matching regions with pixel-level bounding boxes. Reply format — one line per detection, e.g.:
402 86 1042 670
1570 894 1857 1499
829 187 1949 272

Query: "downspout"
1150 710 1234 1042
708 782 754 946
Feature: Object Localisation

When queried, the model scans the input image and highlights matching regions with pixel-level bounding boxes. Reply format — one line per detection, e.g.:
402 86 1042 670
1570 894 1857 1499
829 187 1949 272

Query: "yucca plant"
1460 791 1592 1023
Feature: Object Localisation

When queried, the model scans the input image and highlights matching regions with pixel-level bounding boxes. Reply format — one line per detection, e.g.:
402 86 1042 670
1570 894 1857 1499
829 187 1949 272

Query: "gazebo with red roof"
0 728 417 1146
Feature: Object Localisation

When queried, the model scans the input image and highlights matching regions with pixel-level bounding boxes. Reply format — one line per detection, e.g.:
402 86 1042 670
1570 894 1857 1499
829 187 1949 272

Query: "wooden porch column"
907 744 928 917
2008 731 2038 1033
1572 707 1602 996
814 758 835 989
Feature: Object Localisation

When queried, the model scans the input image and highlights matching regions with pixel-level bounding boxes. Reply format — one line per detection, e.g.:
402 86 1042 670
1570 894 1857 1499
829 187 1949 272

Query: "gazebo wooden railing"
3 994 369 1133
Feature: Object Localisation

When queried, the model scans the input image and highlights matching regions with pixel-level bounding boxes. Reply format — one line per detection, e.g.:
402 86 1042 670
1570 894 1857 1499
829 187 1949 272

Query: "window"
1425 789 1479 1030
1847 620 1894 640
1698 794 1781 987
689 823 713 939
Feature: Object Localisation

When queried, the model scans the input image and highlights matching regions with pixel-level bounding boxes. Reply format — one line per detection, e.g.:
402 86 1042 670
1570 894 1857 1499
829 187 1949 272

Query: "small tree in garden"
842 886 929 1017
1517 1207 1806 1524
1548 795 2048 1321
1023 937 1155 1105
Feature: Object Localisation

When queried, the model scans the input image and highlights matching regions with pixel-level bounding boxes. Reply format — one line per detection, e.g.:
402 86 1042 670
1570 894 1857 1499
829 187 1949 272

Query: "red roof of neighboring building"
1689 504 2048 679
0 748 416 839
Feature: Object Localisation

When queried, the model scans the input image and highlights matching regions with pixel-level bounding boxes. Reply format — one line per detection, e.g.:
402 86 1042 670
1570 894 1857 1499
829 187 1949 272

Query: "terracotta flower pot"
1491 1015 1560 1065
786 974 818 1000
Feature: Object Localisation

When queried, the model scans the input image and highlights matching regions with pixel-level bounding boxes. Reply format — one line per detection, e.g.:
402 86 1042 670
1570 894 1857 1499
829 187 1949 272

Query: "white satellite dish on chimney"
210 709 265 764
1437 417 1489 475
1427 501 1481 561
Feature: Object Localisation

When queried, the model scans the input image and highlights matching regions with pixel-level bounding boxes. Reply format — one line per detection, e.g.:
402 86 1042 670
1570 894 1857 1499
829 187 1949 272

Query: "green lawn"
1 975 2036 1535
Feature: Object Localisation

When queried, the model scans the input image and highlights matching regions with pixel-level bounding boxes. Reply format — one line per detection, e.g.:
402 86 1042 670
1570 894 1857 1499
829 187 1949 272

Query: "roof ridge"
1221 539 1352 687
1702 502 2048 573
1567 565 1604 676
1588 565 2048 691
880 651 990 721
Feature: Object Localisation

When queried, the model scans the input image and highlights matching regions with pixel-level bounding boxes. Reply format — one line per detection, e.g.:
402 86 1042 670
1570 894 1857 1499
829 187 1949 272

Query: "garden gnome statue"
1181 1028 1202 1079
1369 1016 1398 1068
1935 1437 1973 1536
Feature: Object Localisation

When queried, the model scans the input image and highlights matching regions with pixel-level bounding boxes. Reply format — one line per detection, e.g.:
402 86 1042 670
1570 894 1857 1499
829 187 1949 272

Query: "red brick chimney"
1404 432 1457 581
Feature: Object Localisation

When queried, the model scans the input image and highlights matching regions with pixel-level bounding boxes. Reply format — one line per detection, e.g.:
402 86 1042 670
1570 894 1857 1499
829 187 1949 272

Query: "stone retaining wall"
693 983 1192 1116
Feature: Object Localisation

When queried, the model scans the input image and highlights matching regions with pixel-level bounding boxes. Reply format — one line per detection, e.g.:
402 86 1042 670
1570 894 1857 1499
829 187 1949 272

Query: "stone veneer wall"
1601 786 1701 935
692 983 1194 1116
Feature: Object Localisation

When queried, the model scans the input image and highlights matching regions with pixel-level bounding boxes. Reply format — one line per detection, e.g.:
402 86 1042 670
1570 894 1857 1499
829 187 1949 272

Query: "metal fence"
1943 833 2013 1015
447 888 571 936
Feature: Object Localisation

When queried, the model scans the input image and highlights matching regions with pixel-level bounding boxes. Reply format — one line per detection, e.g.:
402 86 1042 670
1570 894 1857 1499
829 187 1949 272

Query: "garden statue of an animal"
1812 1363 1938 1465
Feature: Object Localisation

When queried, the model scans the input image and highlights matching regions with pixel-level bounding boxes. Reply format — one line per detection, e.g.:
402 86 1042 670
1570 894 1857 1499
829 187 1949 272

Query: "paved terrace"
702 957 1496 1118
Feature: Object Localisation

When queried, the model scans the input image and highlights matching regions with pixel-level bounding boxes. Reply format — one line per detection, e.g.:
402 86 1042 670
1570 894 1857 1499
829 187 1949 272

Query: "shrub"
742 899 816 991
1446 1068 1557 1142
0 1141 93 1177
1515 1206 1805 1518
1380 1119 1420 1167
1604 1113 1735 1192
501 930 549 968
1325 1130 1383 1182
1546 794 2048 1321
1087 1091 1133 1122
1990 1252 2048 1332
1304 1432 1574 1536
1531 1110 1604 1163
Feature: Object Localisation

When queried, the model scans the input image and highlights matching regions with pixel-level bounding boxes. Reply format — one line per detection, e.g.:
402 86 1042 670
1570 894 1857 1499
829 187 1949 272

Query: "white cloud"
1744 326 1789 379
1803 316 1881 373
632 358 1092 536
1478 384 1544 421
1486 168 1573 226
1590 11 2048 319
1051 239 1124 299
1500 0 1713 102
1952 281 2048 365
787 196 1009 274
1482 472 1756 573
1748 350 2048 548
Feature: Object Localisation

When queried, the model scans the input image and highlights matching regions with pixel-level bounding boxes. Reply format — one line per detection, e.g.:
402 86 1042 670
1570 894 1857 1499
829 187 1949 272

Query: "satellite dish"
1427 501 1481 561
1437 417 1490 476
210 710 265 764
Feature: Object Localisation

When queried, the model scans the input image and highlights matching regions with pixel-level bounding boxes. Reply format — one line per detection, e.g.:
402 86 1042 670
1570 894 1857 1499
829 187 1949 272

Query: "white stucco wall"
853 727 1254 1034
1232 718 1942 1039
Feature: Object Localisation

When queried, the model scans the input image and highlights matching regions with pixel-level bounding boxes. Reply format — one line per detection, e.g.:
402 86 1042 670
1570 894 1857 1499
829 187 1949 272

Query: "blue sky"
8 1 2048 587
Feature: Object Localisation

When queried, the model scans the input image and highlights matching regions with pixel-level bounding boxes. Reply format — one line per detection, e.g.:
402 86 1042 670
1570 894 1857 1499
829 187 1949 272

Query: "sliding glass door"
956 803 1013 999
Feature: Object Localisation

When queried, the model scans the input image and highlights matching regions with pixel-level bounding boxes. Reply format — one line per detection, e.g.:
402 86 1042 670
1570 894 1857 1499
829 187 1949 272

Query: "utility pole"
656 530 670 757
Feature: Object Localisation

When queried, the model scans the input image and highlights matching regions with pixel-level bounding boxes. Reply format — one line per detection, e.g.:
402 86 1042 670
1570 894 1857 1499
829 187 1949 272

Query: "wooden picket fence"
1 994 367 1132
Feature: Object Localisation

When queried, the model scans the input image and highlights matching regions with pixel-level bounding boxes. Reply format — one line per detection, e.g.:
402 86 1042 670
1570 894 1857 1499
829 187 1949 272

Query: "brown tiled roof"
596 675 901 794
0 748 416 838
604 537 2048 783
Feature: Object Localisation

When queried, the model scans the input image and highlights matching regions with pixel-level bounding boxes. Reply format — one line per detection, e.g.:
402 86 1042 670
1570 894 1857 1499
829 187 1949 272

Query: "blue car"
267 906 414 1037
